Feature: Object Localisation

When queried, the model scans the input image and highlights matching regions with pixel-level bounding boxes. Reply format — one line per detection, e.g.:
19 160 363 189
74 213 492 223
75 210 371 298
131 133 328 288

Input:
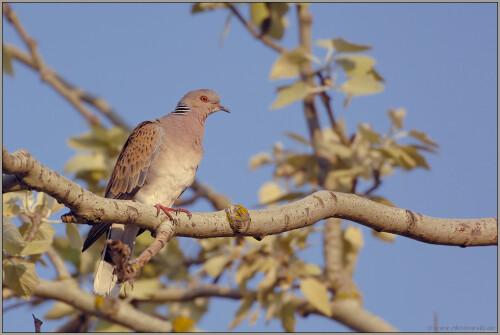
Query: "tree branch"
33 279 172 332
4 146 496 247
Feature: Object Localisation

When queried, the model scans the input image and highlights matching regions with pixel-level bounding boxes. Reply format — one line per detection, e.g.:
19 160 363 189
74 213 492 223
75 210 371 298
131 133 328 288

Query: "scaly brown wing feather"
82 120 164 252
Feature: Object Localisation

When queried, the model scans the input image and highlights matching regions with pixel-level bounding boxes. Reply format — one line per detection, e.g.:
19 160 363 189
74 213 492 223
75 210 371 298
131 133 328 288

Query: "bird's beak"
217 104 231 113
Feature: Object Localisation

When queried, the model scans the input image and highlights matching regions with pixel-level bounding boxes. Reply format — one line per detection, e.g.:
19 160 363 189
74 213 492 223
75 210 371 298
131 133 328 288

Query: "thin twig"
3 5 100 126
225 3 286 53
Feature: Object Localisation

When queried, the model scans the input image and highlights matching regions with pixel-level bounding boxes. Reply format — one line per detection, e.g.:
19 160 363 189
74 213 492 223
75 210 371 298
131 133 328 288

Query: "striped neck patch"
173 103 190 115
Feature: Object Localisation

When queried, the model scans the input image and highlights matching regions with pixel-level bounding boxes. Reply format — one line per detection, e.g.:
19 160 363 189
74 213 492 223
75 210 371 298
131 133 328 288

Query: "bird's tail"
94 224 139 298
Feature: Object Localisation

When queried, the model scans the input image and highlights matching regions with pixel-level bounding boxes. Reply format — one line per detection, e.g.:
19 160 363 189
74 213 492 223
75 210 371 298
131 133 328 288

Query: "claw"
155 204 192 220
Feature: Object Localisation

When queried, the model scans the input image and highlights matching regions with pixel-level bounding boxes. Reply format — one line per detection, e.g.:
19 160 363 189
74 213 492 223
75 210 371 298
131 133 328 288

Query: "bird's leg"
155 204 192 220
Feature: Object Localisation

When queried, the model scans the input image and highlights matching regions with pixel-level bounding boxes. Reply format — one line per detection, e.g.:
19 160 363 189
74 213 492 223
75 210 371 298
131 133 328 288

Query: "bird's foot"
155 204 192 220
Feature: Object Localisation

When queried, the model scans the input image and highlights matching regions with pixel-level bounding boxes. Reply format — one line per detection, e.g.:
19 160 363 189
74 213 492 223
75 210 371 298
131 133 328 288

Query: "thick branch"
33 279 171 332
4 146 496 247
134 284 397 332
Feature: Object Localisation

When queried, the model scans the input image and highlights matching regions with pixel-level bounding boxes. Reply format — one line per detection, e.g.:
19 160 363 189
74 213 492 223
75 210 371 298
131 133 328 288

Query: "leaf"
128 278 162 299
302 263 323 276
34 192 64 218
191 2 226 14
64 152 108 174
266 3 289 40
250 3 269 27
203 254 231 278
257 265 277 291
358 124 381 144
2 191 22 218
228 294 255 330
372 230 396 243
66 222 83 250
3 258 39 301
409 130 439 147
249 152 272 170
3 217 26 255
173 316 195 332
258 182 284 205
44 301 75 319
299 278 332 317
284 132 310 146
280 302 296 332
343 226 364 251
3 44 14 76
21 223 56 256
401 145 430 169
340 73 384 96
270 46 317 81
388 108 406 130
336 55 376 76
316 37 372 52
368 196 395 207
270 81 311 109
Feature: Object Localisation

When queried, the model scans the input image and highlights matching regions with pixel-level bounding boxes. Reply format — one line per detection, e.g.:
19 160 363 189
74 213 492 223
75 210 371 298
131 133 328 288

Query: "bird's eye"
200 96 208 102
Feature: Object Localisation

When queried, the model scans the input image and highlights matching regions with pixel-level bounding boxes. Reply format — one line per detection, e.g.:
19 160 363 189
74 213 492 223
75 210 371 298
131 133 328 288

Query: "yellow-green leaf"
388 108 406 130
372 230 396 243
250 2 269 27
66 222 83 250
257 265 277 291
3 217 26 255
191 2 226 14
317 37 372 52
94 319 131 332
249 152 272 170
358 124 381 144
128 278 162 299
280 302 296 332
3 44 14 76
44 301 75 319
336 55 376 76
21 222 56 256
258 182 284 205
270 46 317 81
3 258 39 301
340 73 384 96
299 278 332 317
271 81 311 109
343 226 364 251
228 294 255 330
2 192 23 218
203 254 231 278
64 152 108 174
409 130 439 147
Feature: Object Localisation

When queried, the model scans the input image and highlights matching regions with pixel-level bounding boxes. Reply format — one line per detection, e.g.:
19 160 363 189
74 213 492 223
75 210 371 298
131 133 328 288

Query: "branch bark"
4 146 496 247
33 279 172 332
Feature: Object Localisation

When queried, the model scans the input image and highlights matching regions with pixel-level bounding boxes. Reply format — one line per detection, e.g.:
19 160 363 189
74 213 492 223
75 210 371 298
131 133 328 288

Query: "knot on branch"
61 211 91 225
225 204 251 234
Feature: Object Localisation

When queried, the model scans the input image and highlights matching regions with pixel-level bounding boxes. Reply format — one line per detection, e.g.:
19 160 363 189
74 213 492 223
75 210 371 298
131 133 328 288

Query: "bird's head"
173 89 230 118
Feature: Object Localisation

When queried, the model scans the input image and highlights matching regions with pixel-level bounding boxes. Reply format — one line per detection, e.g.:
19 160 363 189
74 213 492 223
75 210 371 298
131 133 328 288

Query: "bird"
82 89 230 298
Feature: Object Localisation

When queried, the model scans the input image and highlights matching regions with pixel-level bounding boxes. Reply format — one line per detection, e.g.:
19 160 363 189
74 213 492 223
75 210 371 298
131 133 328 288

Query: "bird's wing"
82 120 164 252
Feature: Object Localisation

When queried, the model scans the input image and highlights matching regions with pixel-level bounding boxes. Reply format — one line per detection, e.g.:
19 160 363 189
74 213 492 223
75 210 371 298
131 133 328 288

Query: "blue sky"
2 2 497 332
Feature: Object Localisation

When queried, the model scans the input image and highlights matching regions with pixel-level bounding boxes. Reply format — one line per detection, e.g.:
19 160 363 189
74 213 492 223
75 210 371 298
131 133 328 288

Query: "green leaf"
3 258 39 301
128 278 163 299
257 264 277 291
44 301 75 319
317 37 372 52
21 222 56 256
340 73 384 96
34 192 64 218
270 46 317 81
266 3 289 40
270 81 311 109
3 217 26 255
66 222 83 250
3 44 14 76
388 108 406 130
2 192 22 218
280 302 296 332
401 145 430 169
299 278 332 317
336 55 376 76
258 181 284 205
409 130 439 147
